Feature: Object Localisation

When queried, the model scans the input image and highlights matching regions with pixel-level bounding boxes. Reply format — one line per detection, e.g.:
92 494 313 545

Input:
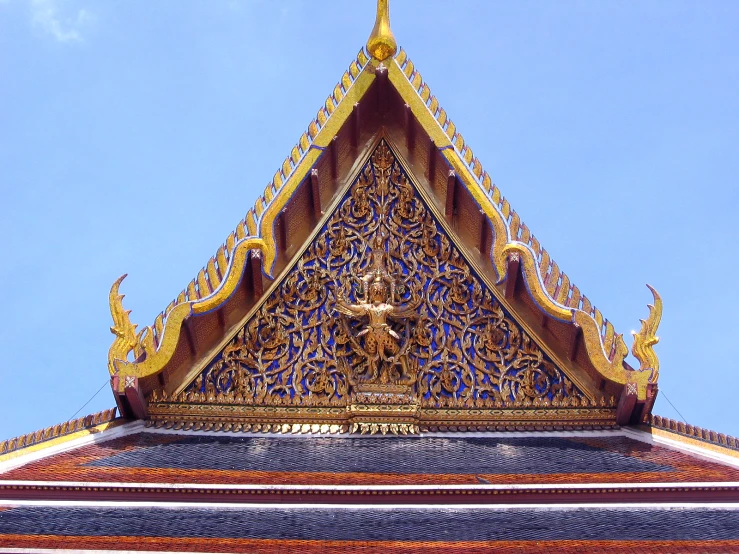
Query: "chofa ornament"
108 274 153 375
631 284 662 380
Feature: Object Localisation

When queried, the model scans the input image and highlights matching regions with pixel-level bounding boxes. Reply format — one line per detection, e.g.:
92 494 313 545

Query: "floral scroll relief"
184 141 587 408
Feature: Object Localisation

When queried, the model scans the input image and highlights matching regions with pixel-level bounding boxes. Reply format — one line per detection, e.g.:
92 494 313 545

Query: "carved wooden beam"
329 136 338 181
445 170 456 218
375 63 388 116
540 312 549 329
121 375 148 420
183 320 197 357
216 307 226 332
111 376 131 419
404 104 415 153
644 383 659 418
351 102 360 150
616 382 638 426
504 252 520 299
427 139 436 186
631 383 658 425
310 168 322 223
479 210 489 257
277 209 288 254
567 323 582 362
250 251 264 299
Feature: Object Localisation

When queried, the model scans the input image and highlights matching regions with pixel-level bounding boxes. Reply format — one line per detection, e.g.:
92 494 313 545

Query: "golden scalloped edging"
150 388 616 409
390 48 662 399
168 46 370 312
649 414 739 451
0 408 118 459
3 482 732 498
108 48 374 389
144 418 618 435
146 396 617 436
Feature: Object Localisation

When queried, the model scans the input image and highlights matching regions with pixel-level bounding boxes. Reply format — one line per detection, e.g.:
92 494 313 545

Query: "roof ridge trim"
108 49 375 388
390 48 660 399
0 408 118 461
649 415 739 452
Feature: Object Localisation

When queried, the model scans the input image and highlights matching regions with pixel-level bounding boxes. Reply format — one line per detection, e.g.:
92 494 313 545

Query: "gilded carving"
336 234 419 386
391 49 660 398
114 40 660 407
180 141 589 414
116 39 661 408
366 0 397 61
108 274 153 375
631 284 662 380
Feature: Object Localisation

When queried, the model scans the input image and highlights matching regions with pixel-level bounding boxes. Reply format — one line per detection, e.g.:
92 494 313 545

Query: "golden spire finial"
366 0 397 61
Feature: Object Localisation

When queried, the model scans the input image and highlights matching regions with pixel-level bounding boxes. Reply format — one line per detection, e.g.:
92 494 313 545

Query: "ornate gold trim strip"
147 400 617 436
144 416 617 436
0 408 118 461
8 482 732 500
648 415 739 452
389 49 661 399
108 49 375 386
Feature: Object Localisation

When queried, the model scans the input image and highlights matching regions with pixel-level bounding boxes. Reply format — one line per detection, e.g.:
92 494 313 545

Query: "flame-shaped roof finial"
366 0 397 61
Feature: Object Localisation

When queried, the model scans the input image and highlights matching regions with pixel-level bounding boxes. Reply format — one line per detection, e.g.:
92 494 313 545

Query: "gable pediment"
148 139 616 433
111 43 660 429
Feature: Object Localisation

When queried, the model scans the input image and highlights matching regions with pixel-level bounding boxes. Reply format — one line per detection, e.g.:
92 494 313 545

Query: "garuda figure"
335 235 419 385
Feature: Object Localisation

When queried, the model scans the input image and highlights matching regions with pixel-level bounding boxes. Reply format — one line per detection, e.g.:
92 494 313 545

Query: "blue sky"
1 0 738 441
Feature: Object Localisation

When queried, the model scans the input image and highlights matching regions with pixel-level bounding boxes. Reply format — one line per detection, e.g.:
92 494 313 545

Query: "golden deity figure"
335 237 419 384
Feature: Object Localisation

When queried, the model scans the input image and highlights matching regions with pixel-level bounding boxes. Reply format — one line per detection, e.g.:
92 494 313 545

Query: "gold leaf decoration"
108 275 148 375
631 284 662 380
179 142 589 410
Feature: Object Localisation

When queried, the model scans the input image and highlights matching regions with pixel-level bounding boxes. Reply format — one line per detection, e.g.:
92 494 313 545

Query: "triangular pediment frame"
146 136 619 433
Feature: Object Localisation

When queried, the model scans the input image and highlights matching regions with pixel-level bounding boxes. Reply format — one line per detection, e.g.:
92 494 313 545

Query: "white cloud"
30 0 92 43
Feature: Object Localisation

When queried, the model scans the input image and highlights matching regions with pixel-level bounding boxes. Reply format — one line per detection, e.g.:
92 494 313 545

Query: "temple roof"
2 504 739 552
4 428 739 487
3 5 738 552
2 421 739 550
106 3 662 429
0 1 718 459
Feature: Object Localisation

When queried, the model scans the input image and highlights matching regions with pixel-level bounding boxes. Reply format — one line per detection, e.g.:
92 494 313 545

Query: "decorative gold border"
646 414 739 456
0 408 120 462
146 404 617 435
388 49 660 399
7 481 734 500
